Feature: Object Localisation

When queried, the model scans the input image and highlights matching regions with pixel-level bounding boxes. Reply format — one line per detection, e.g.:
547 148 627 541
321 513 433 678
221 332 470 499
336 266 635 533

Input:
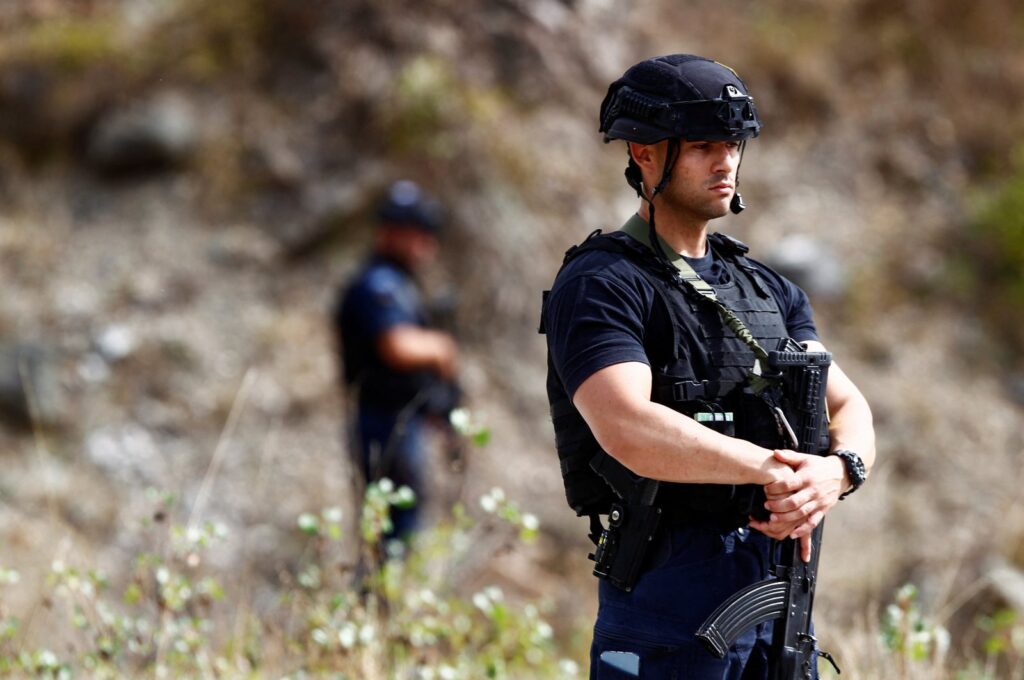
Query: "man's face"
659 139 742 221
381 225 439 270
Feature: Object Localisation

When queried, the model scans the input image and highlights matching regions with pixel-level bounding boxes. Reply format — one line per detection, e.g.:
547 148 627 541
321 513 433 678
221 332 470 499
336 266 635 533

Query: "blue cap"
376 180 444 233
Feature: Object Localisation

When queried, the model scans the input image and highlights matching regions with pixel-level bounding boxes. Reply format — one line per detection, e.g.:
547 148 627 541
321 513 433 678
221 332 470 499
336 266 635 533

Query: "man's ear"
627 141 654 170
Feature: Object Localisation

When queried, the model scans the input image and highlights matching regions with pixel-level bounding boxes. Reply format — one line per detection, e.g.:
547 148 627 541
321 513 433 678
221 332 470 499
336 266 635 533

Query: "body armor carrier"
542 229 792 530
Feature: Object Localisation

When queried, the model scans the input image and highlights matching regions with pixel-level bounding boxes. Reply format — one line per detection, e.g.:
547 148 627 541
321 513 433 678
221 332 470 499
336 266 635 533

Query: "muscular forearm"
829 393 875 472
604 402 781 485
573 362 785 486
377 325 457 378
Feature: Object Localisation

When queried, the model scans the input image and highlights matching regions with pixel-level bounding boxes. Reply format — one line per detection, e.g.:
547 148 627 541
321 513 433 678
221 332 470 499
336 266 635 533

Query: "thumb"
773 449 804 465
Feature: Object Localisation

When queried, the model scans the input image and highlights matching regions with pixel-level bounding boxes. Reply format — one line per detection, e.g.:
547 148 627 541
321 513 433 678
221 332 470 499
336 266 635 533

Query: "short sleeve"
350 267 421 338
545 272 652 398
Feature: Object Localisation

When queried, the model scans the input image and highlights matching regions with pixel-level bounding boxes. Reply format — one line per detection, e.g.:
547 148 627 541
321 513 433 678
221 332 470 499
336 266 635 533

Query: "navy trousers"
354 405 426 538
590 525 816 679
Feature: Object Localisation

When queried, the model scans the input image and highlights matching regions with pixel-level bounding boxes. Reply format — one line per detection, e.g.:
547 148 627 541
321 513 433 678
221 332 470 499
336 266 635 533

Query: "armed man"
541 55 876 678
334 180 459 543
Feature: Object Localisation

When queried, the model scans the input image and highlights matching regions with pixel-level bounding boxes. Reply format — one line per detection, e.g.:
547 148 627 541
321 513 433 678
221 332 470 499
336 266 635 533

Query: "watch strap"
831 449 866 500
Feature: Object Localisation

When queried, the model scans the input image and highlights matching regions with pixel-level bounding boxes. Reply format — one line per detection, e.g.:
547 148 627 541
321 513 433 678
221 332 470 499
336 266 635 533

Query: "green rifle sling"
618 214 774 393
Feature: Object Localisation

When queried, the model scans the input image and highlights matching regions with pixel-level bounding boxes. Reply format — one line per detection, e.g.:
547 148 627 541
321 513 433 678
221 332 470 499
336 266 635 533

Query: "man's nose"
711 145 738 174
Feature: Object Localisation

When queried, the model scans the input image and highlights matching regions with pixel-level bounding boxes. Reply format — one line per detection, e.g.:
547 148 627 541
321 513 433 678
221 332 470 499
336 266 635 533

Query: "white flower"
522 513 540 531
297 513 318 532
322 507 343 523
438 666 457 680
395 485 416 504
484 585 504 602
479 494 497 513
536 621 553 639
449 407 470 431
378 478 395 493
338 623 358 649
490 487 506 502
359 624 375 645
37 649 59 668
472 591 491 613
559 659 580 676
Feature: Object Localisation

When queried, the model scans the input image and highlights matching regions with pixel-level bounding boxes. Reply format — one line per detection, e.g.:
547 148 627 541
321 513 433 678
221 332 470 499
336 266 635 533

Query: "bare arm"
572 361 795 486
815 347 876 482
377 325 458 381
752 340 876 552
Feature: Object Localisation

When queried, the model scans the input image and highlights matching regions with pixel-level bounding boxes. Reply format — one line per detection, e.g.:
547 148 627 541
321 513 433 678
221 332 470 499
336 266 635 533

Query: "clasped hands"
748 449 846 562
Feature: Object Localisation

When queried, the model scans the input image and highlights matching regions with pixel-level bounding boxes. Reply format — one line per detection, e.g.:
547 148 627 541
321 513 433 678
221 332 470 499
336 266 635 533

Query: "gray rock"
0 342 65 430
85 92 199 175
763 234 847 300
94 324 138 362
85 423 166 484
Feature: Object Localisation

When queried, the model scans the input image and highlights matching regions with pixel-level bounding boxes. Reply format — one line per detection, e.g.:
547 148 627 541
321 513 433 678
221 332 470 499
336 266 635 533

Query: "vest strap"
618 215 775 391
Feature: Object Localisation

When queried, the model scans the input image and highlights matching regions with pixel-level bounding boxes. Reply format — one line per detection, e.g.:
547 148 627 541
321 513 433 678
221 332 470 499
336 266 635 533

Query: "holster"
588 451 662 592
590 501 662 592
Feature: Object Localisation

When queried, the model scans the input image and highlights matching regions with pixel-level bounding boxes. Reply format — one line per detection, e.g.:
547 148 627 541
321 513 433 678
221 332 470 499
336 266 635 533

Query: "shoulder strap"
620 219 777 390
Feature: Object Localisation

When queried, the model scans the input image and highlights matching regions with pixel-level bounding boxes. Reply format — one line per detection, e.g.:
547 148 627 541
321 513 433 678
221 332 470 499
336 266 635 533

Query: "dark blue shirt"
545 228 819 399
336 255 428 408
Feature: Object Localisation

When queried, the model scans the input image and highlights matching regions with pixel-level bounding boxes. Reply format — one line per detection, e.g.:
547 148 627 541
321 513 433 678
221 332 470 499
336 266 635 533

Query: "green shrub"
961 160 1024 356
0 481 580 678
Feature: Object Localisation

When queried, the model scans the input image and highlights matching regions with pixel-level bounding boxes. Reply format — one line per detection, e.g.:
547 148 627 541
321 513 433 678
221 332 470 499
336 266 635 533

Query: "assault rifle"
696 346 841 679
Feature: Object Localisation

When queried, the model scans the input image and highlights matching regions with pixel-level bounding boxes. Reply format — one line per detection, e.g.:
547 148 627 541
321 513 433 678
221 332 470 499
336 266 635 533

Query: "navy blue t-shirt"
336 255 427 404
545 228 819 399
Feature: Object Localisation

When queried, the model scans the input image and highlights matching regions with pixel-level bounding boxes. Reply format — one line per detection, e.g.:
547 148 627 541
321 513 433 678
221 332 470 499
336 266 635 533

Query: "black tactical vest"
542 229 792 529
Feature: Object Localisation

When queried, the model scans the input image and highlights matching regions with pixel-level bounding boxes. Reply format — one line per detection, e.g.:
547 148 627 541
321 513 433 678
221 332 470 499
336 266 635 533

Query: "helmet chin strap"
642 139 679 266
730 140 748 214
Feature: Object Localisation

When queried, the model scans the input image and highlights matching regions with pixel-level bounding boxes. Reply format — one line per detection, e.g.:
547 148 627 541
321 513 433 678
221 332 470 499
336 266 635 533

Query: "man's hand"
749 449 846 561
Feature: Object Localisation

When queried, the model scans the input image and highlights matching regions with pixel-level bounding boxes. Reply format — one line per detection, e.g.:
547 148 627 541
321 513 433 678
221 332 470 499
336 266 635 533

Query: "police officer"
542 55 875 678
335 180 458 540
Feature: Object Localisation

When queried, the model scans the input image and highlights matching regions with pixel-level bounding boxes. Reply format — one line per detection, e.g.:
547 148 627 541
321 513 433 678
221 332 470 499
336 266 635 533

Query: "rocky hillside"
1 0 1023 673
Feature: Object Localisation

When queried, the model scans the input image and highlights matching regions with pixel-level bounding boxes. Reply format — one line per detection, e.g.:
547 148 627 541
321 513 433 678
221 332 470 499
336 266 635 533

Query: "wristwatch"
831 449 867 500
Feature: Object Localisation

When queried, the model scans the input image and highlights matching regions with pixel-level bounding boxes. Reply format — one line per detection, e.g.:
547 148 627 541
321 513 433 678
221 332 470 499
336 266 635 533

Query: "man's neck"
636 201 708 258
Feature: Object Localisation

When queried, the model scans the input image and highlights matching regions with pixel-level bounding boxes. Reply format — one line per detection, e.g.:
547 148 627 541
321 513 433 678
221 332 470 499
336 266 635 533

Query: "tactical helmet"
376 180 444 233
599 55 761 144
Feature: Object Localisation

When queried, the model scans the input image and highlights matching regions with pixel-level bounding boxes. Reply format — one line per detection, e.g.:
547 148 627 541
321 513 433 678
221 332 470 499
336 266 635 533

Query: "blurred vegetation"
961 158 1024 360
0 482 576 679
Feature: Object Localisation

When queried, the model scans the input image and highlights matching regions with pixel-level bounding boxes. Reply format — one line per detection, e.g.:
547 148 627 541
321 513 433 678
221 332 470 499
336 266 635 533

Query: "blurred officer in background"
334 180 459 541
